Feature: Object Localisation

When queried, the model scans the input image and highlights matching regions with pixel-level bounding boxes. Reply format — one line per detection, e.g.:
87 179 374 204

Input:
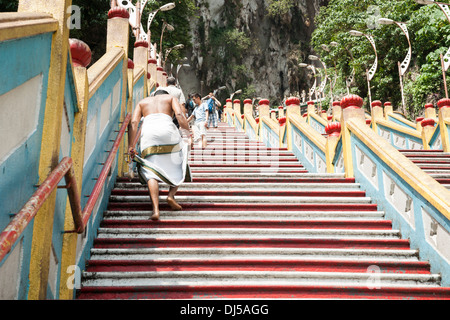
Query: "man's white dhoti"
133 113 190 187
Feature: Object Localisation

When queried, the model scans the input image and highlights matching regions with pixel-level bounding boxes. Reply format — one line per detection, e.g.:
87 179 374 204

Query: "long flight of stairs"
77 122 450 299
399 149 450 190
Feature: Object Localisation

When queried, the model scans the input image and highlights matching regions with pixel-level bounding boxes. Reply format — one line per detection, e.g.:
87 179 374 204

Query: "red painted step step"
85 259 430 274
77 284 450 300
107 202 378 212
93 237 411 250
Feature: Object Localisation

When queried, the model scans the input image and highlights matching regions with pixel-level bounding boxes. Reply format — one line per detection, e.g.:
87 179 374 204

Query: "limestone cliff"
177 0 328 104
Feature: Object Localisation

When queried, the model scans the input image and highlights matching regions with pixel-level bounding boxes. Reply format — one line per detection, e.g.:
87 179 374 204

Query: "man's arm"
128 102 142 156
171 97 190 131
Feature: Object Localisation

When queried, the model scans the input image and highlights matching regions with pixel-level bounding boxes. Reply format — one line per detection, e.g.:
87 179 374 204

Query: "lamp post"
163 44 184 69
320 44 339 104
309 55 328 112
175 63 190 87
230 89 242 101
349 30 378 107
159 20 174 67
415 0 450 98
118 1 175 57
378 18 412 112
299 63 318 101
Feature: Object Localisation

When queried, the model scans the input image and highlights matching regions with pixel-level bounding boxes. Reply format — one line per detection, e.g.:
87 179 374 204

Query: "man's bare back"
138 94 177 117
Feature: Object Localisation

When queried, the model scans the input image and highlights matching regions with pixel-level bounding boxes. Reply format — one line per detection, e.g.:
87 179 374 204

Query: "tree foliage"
311 0 450 118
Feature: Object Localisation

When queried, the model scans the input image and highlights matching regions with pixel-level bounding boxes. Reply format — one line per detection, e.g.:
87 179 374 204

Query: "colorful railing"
237 94 450 286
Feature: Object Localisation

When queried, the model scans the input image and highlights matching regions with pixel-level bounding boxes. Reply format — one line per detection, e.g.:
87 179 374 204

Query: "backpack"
187 99 195 117
207 98 215 113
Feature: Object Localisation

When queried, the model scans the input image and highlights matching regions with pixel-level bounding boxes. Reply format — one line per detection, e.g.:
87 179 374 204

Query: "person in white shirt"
187 93 209 149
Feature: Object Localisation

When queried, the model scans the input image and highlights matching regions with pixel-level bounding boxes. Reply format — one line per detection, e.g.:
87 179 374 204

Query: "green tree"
311 0 450 118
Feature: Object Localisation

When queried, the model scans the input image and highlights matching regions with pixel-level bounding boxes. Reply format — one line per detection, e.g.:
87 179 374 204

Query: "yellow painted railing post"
437 99 450 152
18 0 72 300
421 119 436 150
325 122 341 173
340 95 366 178
59 42 91 299
233 99 241 129
107 7 130 177
258 99 270 141
332 101 341 122
122 58 135 175
285 97 301 150
383 101 393 119
424 103 437 121
371 100 383 133
147 58 157 94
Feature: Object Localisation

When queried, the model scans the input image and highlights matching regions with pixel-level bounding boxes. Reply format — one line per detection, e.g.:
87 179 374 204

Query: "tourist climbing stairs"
77 122 450 299
399 149 450 190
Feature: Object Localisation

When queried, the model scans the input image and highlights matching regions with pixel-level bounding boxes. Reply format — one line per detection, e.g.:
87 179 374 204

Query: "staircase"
77 122 450 300
399 150 450 190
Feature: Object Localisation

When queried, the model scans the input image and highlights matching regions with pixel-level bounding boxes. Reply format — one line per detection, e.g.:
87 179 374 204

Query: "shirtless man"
128 90 191 220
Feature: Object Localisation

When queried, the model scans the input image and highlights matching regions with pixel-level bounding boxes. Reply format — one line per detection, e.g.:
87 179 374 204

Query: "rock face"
178 0 328 104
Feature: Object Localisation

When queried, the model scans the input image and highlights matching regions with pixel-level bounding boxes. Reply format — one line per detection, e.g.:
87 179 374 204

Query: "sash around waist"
141 142 182 158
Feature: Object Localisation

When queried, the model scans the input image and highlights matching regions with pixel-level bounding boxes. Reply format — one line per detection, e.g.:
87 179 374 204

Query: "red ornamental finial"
384 102 392 107
233 99 240 104
134 40 149 48
259 99 270 105
157 67 164 71
325 122 341 137
147 73 151 79
421 118 435 127
148 58 157 64
332 101 340 107
366 119 372 125
327 115 333 121
255 117 260 124
278 117 286 125
340 94 363 109
424 103 434 109
437 98 450 109
307 101 315 105
226 99 232 103
243 99 252 104
108 7 130 19
416 117 424 122
69 38 92 68
285 97 300 106
241 114 245 119
127 58 134 69
371 100 382 108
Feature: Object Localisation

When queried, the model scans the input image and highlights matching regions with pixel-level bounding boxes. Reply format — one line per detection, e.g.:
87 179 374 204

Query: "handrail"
0 157 80 263
0 113 131 263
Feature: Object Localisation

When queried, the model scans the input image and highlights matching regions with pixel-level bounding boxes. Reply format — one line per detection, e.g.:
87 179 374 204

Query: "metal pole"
441 53 449 99
398 61 407 113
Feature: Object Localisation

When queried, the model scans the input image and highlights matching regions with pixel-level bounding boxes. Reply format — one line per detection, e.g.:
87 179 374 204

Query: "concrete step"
103 210 385 220
80 270 441 288
114 182 362 190
108 195 373 204
96 227 400 240
88 247 419 262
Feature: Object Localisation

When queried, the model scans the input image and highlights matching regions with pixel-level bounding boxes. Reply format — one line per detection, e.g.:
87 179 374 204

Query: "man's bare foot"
150 211 160 220
167 197 182 210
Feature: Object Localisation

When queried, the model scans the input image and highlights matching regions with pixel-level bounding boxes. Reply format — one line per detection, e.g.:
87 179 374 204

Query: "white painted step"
96 227 400 239
103 210 385 220
89 247 419 261
114 182 362 190
81 270 441 287
109 195 373 204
